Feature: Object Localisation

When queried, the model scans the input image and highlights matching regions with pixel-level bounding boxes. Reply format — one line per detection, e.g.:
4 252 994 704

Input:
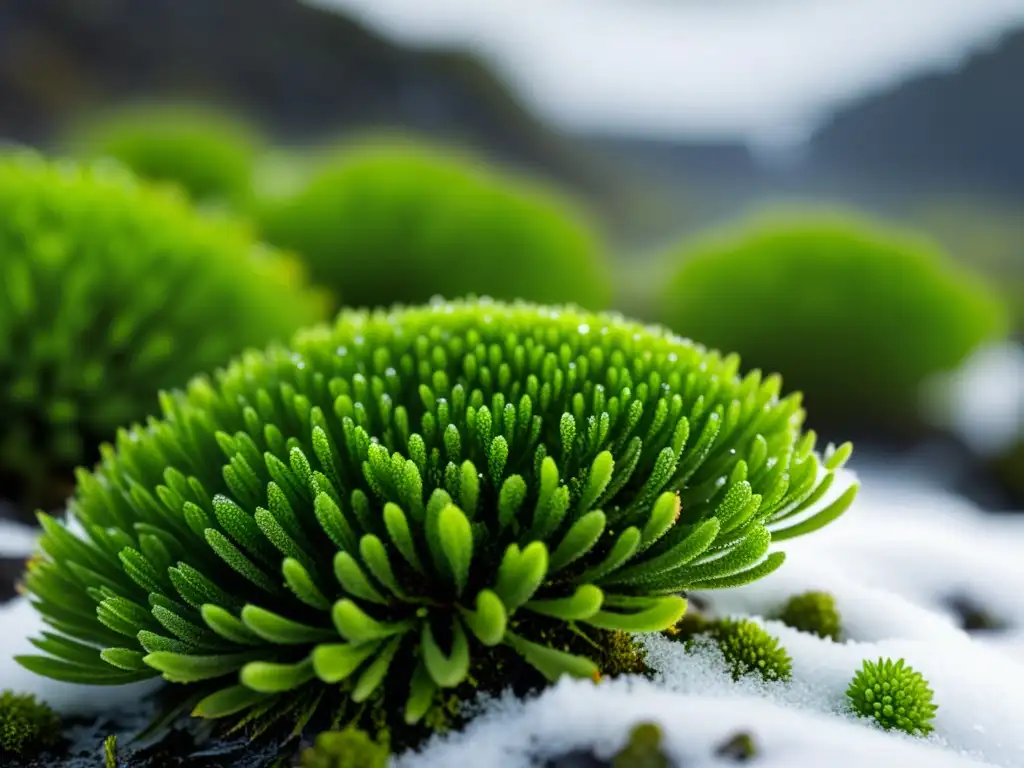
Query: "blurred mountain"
809 27 1024 197
0 0 605 195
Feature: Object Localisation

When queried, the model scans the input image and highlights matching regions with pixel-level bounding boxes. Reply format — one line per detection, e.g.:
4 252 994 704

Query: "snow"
923 342 1024 457
0 517 39 557
4 464 1024 765
403 465 1024 768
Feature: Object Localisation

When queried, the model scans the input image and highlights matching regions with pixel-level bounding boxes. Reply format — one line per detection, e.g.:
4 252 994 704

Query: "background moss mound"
659 213 1008 436
255 139 613 311
71 104 262 206
17 299 852 743
0 153 326 514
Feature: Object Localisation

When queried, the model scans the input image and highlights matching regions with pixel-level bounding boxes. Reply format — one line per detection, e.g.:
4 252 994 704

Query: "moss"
611 722 669 768
71 103 262 206
846 657 938 736
777 591 842 641
255 137 613 311
710 619 792 683
0 690 61 758
299 727 389 768
659 211 1009 435
713 730 758 762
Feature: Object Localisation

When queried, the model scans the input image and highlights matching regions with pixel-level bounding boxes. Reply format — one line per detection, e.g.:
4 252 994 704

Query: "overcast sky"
312 0 1024 148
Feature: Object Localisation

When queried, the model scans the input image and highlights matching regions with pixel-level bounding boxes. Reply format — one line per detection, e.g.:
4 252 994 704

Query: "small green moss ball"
612 722 670 768
300 727 389 768
255 138 612 311
778 591 841 641
659 213 1009 434
846 657 938 735
711 618 793 682
0 153 326 513
72 104 262 205
0 690 60 757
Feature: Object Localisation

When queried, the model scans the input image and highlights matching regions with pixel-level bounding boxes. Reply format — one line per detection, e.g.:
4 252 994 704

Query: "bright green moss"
846 657 937 736
0 152 327 514
777 590 841 641
71 103 262 205
0 690 60 757
659 212 1009 434
300 727 389 768
710 618 792 682
17 299 854 735
255 138 612 311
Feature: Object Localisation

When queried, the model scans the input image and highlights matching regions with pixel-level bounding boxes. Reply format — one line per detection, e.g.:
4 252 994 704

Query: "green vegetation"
846 657 938 735
0 152 326 513
0 690 60 758
709 618 792 682
612 722 670 768
659 212 1008 434
300 727 389 768
777 591 841 641
255 139 612 311
16 299 853 741
71 104 263 206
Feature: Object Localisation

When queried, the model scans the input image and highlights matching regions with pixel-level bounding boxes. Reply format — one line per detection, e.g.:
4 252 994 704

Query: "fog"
313 0 1024 147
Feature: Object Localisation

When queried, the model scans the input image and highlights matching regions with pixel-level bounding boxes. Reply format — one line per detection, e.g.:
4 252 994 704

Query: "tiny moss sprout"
711 618 793 682
846 657 938 736
0 690 60 758
300 727 389 768
16 299 854 740
0 152 325 514
777 590 841 641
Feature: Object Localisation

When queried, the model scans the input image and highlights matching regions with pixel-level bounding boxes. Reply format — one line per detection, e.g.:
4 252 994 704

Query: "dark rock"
945 594 1010 632
0 556 27 603
811 27 1024 197
0 0 604 196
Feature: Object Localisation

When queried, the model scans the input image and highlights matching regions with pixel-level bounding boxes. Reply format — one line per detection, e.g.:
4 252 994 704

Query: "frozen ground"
3 463 1024 766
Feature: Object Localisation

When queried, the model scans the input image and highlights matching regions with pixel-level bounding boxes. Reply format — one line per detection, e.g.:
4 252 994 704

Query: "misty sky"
312 0 1024 148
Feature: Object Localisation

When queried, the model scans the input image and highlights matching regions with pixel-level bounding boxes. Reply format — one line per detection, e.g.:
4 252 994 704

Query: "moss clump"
659 212 1008 435
611 722 669 768
710 618 792 682
71 103 262 205
255 138 612 311
0 690 60 758
846 657 938 736
777 591 841 641
0 152 326 515
17 299 853 740
300 727 389 768
713 730 757 761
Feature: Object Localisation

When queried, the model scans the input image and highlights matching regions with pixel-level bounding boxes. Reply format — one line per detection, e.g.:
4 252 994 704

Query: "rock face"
810 27 1024 196
0 0 594 191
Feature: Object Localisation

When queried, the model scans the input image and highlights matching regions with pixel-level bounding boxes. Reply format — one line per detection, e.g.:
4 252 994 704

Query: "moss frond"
0 690 60 757
18 299 852 736
846 657 938 736
659 212 1009 433
0 152 326 513
777 590 841 641
255 137 613 311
